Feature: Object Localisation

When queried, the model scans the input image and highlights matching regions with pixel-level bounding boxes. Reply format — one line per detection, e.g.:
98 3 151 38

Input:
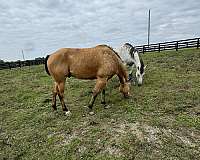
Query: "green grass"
0 48 200 160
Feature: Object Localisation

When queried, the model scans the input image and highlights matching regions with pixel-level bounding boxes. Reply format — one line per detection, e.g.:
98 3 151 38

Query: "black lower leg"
101 89 106 104
52 92 57 110
58 94 68 112
62 104 68 112
88 94 97 110
52 104 57 110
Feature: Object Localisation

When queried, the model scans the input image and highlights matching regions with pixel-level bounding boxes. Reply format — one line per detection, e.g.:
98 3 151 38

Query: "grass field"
0 48 200 160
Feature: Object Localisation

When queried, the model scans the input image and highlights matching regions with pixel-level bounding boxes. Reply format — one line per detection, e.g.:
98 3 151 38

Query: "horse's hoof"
104 105 110 109
52 106 57 110
89 111 95 115
64 111 71 116
101 101 106 105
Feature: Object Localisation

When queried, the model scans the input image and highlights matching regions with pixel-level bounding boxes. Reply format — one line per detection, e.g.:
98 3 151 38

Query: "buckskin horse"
45 45 130 115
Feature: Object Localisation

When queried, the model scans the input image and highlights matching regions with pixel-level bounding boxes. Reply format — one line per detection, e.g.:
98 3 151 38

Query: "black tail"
45 55 50 76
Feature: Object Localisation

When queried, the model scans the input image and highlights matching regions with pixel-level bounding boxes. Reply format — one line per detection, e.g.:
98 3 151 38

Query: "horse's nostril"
138 84 142 87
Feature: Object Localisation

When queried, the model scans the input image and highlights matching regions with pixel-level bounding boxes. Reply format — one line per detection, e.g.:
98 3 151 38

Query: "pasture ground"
0 48 200 160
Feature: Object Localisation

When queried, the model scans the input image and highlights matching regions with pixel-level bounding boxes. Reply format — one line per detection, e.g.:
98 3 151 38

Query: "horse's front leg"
128 66 136 84
101 89 106 105
128 66 134 80
88 78 107 115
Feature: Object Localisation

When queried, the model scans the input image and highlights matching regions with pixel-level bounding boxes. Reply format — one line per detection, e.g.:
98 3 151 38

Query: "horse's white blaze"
136 70 143 85
133 51 141 67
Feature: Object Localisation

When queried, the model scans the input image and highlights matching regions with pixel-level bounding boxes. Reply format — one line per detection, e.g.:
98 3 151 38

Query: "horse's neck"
114 46 141 68
114 47 133 63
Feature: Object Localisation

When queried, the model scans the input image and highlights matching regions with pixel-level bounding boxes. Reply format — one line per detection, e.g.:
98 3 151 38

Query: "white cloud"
0 0 200 61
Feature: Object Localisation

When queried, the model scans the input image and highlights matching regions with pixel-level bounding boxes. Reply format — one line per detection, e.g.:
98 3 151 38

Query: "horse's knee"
57 82 65 97
93 78 107 95
58 85 64 93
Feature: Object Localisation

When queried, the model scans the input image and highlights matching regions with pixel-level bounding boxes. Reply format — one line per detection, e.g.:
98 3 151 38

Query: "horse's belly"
70 66 98 79
71 72 97 79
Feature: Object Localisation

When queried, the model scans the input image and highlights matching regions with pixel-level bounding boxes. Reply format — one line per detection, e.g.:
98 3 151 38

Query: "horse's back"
47 46 124 80
67 47 115 79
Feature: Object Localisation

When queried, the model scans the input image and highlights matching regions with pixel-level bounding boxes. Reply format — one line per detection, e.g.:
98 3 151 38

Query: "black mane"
140 59 144 74
124 43 138 59
124 43 134 48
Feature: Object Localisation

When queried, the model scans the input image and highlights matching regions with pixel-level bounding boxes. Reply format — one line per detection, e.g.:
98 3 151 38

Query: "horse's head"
136 61 146 86
124 43 146 86
121 42 146 86
119 82 130 98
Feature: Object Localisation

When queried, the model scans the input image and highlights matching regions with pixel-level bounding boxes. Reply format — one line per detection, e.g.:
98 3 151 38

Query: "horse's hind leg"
88 78 107 114
52 82 59 110
57 80 70 115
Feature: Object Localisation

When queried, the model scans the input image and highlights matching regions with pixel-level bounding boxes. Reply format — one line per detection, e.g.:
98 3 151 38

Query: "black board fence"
135 37 199 53
0 57 45 70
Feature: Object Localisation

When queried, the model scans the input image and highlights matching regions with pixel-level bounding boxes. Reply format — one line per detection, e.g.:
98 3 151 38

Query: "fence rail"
135 37 199 53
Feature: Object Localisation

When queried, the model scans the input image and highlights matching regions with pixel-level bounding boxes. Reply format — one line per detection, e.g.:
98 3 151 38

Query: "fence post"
8 63 11 69
158 43 160 52
176 41 178 51
19 61 21 68
197 38 199 49
143 46 145 54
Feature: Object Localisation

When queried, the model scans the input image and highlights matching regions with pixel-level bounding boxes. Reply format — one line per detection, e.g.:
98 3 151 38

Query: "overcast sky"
0 0 200 61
